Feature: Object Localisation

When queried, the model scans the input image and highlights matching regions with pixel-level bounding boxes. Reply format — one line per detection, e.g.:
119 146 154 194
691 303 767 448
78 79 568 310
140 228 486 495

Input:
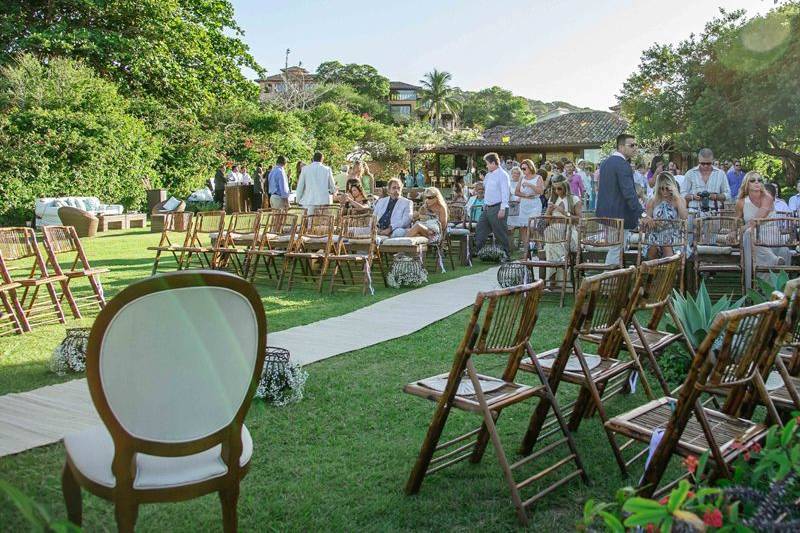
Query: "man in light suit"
374 178 413 237
295 151 336 214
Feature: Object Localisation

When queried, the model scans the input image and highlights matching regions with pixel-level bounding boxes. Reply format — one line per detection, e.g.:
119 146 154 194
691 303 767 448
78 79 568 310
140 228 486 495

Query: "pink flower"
684 455 699 474
703 508 723 528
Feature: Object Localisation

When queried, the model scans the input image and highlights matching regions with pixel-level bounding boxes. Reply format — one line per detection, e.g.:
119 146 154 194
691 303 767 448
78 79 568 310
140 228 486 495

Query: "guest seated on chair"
642 171 688 259
337 179 372 210
406 187 449 243
465 181 485 222
374 178 413 237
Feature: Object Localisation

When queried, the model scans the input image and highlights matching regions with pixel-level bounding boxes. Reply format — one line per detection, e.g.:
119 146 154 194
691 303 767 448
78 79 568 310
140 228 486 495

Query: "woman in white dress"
544 175 582 284
515 159 544 253
506 166 524 249
736 171 791 289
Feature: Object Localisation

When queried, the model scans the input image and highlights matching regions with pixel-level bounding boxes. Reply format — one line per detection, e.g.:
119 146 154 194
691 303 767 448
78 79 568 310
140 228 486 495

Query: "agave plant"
668 281 745 349
747 271 790 304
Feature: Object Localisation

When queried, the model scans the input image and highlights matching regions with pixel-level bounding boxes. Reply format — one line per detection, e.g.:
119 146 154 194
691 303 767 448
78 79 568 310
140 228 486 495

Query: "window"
390 105 412 119
390 90 418 101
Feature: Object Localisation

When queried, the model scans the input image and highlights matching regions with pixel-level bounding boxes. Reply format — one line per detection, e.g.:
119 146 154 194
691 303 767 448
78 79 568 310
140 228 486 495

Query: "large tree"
419 69 461 129
0 0 263 111
315 61 390 101
460 86 536 128
618 3 800 181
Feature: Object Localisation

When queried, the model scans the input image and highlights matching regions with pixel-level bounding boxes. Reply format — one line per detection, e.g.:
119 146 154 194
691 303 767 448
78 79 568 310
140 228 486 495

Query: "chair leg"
45 282 67 324
151 251 161 276
59 279 82 319
219 485 240 533
405 400 455 495
114 500 138 533
61 463 82 526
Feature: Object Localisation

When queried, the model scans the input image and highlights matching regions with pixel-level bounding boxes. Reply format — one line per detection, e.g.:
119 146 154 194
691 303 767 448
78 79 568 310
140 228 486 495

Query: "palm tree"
419 69 461 129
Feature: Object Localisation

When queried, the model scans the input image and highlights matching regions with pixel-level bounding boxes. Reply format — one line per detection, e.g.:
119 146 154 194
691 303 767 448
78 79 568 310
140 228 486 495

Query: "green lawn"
0 229 680 531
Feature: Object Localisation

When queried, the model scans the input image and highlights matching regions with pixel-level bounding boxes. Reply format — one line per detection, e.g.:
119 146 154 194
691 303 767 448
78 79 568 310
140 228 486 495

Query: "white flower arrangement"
478 244 507 262
256 349 308 406
50 328 91 375
387 254 427 288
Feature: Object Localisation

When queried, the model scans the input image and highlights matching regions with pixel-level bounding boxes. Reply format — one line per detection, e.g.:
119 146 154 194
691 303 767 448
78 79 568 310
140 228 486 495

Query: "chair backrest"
42 225 79 255
224 212 260 238
527 216 570 246
314 205 341 222
780 278 800 367
578 217 624 247
86 271 266 453
163 212 194 234
694 216 741 247
465 281 544 358
299 214 335 249
256 211 298 244
752 217 800 248
448 204 466 228
573 267 638 357
192 211 225 235
339 214 376 248
0 227 39 261
639 219 688 249
632 254 681 310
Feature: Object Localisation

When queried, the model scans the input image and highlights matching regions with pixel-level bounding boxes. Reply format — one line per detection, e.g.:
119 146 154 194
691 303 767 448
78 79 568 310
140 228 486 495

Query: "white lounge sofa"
35 197 124 227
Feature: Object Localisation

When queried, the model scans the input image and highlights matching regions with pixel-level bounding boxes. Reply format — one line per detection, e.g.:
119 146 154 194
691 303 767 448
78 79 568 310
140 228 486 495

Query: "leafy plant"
747 271 790 304
667 281 745 349
186 201 222 213
0 479 81 532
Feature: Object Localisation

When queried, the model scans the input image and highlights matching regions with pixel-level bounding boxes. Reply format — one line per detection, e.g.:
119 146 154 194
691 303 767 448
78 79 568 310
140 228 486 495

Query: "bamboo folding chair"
148 212 194 275
176 211 225 270
520 215 572 307
42 225 109 319
519 267 662 475
606 295 787 497
326 214 384 295
763 278 800 413
692 216 743 296
404 282 587 525
751 217 800 281
211 212 261 277
246 211 299 284
446 203 468 268
0 228 67 331
0 268 25 336
573 217 624 296
279 214 336 291
635 219 688 293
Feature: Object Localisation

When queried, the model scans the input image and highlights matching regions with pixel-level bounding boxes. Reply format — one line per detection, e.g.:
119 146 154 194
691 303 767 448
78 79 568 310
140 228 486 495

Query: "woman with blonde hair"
515 159 544 252
543 175 581 285
407 186 448 243
643 172 688 259
506 166 525 247
347 160 375 195
736 170 790 288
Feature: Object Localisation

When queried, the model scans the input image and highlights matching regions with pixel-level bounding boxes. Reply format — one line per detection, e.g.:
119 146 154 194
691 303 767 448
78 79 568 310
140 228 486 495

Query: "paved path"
0 267 499 457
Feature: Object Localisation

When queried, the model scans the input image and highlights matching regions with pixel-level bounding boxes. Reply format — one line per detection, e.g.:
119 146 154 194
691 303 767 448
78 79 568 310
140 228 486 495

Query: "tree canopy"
0 0 263 111
315 61 390 101
460 86 536 129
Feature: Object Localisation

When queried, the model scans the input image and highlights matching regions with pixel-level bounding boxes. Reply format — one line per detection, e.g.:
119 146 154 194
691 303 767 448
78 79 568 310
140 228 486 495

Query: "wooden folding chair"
211 212 260 277
246 211 299 284
635 219 688 293
279 214 336 291
573 217 624 296
751 217 800 280
176 211 225 270
692 216 743 296
520 215 572 307
519 267 661 475
148 212 194 276
606 295 787 497
0 227 67 331
446 203 469 268
42 225 109 319
404 282 587 525
625 255 695 391
0 271 25 336
326 214 385 295
762 278 800 413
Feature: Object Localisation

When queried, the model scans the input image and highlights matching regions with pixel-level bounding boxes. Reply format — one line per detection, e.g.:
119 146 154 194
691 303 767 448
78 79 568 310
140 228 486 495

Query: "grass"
0 229 682 531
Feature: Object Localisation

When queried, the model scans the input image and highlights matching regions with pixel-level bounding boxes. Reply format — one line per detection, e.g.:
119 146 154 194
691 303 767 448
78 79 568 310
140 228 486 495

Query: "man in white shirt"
373 178 413 237
239 165 253 185
475 152 511 258
684 148 731 211
295 151 336 214
225 165 241 183
788 182 800 215
577 159 592 199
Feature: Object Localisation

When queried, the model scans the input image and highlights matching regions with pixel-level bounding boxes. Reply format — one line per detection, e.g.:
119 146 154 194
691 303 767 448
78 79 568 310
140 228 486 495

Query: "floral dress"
647 201 679 246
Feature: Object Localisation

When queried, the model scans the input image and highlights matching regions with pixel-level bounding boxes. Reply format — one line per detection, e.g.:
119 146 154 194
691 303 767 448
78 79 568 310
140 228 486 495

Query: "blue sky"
232 0 774 110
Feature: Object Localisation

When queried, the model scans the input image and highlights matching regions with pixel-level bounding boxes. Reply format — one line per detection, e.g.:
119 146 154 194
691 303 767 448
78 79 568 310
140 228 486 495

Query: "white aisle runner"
0 267 499 457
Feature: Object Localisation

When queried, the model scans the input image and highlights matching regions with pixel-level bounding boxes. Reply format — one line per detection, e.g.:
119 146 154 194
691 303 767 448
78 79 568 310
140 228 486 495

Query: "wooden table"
98 213 147 232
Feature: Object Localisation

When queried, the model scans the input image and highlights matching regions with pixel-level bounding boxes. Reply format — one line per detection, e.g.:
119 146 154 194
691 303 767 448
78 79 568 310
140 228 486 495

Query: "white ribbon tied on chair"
364 260 374 296
641 427 666 482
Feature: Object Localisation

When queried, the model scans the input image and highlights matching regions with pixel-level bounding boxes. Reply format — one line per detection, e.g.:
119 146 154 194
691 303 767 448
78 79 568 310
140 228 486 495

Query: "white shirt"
684 166 731 209
240 172 253 185
788 193 800 214
484 167 511 209
774 198 791 213
296 161 336 207
226 170 241 183
578 170 592 194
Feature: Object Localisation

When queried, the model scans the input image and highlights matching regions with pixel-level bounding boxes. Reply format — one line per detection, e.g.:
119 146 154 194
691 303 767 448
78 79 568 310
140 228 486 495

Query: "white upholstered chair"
61 270 267 532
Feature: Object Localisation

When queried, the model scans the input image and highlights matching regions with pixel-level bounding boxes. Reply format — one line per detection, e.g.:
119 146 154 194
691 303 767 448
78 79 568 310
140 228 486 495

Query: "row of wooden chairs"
405 253 800 522
149 208 385 295
0 226 107 336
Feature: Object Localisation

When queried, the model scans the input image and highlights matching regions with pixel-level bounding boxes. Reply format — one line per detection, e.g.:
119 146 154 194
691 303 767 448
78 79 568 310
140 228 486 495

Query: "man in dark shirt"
213 164 226 205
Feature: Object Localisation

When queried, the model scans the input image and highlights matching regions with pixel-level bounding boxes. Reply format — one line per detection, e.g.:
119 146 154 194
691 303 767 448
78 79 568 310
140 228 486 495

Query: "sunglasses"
425 195 435 199
749 178 763 183
660 186 671 191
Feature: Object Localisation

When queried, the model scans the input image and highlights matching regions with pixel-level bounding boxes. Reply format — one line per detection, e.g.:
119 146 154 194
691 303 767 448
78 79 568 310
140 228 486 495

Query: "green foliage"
0 0 262 112
316 83 391 123
315 61 390 101
460 86 536 128
419 69 462 128
667 281 746 348
186 201 222 213
747 270 789 304
0 479 81 532
0 55 160 224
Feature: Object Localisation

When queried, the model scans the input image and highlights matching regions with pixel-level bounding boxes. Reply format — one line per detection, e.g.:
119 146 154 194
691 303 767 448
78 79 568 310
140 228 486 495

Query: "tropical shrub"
0 55 160 224
747 271 790 305
667 281 745 349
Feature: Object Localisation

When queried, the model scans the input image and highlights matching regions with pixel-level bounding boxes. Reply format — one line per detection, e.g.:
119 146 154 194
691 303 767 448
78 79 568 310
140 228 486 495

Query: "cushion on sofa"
163 197 181 211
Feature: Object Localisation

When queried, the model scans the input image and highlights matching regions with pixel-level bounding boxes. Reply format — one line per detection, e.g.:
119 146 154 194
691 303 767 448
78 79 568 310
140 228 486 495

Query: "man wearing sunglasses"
596 133 642 265
684 148 731 211
726 160 745 198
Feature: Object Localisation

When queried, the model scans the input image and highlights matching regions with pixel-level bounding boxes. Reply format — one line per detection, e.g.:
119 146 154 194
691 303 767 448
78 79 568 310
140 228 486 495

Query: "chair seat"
697 264 741 272
768 373 800 410
63 268 110 278
0 281 22 291
583 326 682 354
522 348 633 383
404 372 543 413
381 236 430 247
64 424 252 490
19 275 68 285
574 262 618 271
606 397 766 458
329 253 369 261
696 245 733 255
448 228 471 236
